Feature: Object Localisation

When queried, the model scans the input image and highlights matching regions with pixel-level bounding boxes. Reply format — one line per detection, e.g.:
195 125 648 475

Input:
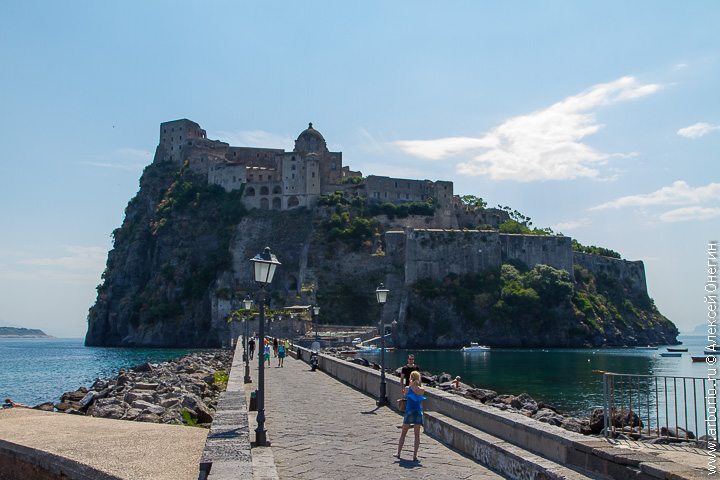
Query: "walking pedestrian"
264 343 271 367
272 337 279 357
248 337 256 360
278 341 286 367
400 354 420 387
395 371 426 462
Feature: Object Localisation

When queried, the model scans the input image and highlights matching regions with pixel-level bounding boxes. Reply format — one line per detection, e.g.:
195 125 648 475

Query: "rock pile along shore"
327 349 710 447
34 351 232 427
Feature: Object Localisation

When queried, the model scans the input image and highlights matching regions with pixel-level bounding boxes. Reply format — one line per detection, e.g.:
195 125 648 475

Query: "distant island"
0 327 51 338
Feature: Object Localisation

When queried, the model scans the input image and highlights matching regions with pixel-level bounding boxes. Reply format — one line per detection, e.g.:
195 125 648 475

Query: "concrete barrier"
0 439 120 480
199 342 252 480
290 346 704 480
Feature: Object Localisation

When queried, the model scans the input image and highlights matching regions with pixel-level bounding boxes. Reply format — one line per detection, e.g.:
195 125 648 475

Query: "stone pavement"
0 408 207 479
254 355 507 479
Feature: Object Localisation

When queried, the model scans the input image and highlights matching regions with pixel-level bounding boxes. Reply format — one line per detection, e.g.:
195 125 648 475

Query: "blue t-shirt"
405 388 427 413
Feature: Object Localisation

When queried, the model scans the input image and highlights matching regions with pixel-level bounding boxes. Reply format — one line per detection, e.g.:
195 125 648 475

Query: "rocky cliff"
86 160 678 348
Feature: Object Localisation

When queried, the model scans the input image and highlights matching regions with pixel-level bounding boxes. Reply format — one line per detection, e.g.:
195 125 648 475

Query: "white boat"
461 342 491 352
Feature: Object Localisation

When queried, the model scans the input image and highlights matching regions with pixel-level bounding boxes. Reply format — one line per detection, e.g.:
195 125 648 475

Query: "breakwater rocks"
37 351 232 427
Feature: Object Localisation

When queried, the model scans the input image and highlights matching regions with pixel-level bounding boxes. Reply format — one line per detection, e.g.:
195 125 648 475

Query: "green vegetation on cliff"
408 261 676 348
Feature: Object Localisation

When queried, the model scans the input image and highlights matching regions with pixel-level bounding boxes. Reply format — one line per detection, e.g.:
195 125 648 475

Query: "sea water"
360 334 713 417
0 338 193 406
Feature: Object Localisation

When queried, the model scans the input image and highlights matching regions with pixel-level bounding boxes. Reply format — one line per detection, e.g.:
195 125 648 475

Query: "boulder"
534 408 564 426
131 400 166 416
55 401 80 411
589 408 605 434
465 388 497 403
116 373 131 387
133 362 154 373
181 394 214 424
660 426 695 440
90 403 125 419
510 393 538 413
32 402 54 411
136 413 161 423
79 391 98 409
122 408 143 420
160 398 180 409
134 382 159 390
124 391 154 404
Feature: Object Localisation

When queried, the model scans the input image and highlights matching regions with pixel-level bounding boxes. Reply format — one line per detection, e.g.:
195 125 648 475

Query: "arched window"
245 187 256 197
260 186 269 195
272 185 281 194
272 197 281 209
286 275 298 292
260 198 269 209
288 196 300 208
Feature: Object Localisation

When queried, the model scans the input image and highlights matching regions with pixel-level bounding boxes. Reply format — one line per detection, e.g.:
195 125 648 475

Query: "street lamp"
313 305 320 342
375 283 389 407
243 295 253 384
250 246 281 447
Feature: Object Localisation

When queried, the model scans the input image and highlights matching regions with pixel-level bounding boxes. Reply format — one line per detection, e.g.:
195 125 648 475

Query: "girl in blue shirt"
395 370 426 461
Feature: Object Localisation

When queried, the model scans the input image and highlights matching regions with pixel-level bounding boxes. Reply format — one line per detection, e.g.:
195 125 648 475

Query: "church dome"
294 122 327 153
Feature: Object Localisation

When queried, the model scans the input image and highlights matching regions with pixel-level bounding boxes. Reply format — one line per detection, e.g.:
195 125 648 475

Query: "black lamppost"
243 295 253 384
250 246 281 447
313 305 320 342
375 283 389 407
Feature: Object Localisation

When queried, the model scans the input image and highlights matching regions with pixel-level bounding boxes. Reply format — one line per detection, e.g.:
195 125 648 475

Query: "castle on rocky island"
157 119 453 211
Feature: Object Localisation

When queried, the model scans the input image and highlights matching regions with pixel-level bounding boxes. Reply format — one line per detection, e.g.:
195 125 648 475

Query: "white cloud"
18 246 106 271
677 122 720 139
551 218 590 231
214 130 293 150
673 63 688 70
659 206 720 223
394 76 663 182
590 181 720 210
80 148 152 171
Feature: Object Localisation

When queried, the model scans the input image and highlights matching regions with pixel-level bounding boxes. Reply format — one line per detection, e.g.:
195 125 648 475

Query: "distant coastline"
0 327 52 338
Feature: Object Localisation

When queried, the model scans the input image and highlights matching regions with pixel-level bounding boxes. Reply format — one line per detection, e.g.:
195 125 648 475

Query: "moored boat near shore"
461 342 491 352
666 347 688 352
634 346 658 350
660 352 681 357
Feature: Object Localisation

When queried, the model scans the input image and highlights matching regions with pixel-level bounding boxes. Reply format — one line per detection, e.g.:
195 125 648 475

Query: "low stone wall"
291 346 703 480
199 342 252 480
0 440 119 480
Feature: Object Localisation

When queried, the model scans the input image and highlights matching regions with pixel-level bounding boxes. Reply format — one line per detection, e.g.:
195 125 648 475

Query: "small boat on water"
704 350 718 355
667 347 688 352
635 346 658 350
461 342 491 352
357 346 395 353
692 356 708 363
660 352 682 357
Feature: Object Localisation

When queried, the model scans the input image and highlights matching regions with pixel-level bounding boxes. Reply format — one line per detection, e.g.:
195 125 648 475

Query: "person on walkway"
284 338 290 351
272 337 279 357
395 371 426 462
264 343 271 367
248 337 256 360
400 354 420 387
277 341 286 367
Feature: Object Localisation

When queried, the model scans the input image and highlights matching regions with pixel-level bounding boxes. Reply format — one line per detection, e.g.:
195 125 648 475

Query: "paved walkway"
254 355 507 479
0 408 207 479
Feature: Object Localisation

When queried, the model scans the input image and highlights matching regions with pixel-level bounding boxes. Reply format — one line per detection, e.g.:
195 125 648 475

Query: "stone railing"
198 341 252 480
290 345 703 480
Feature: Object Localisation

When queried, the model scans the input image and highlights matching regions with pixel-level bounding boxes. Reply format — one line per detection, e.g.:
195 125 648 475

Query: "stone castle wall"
500 234 574 273
573 252 648 294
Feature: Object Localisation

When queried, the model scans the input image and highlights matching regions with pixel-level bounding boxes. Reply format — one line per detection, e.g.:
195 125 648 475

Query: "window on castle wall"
292 165 296 171
292 174 295 179
331 163 336 170
311 172 315 178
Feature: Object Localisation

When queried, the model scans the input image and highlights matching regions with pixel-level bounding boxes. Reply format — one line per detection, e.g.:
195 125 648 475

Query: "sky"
0 1 718 338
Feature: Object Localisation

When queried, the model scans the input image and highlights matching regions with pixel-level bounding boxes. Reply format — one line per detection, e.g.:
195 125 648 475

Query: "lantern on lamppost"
375 283 389 407
249 247 281 447
313 305 320 342
242 295 253 384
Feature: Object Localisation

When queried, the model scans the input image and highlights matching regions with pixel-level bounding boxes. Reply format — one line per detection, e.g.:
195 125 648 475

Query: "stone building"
153 119 453 211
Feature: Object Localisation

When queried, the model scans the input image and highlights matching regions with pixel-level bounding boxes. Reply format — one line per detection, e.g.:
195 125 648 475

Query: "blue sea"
0 338 193 406
1 335 714 422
